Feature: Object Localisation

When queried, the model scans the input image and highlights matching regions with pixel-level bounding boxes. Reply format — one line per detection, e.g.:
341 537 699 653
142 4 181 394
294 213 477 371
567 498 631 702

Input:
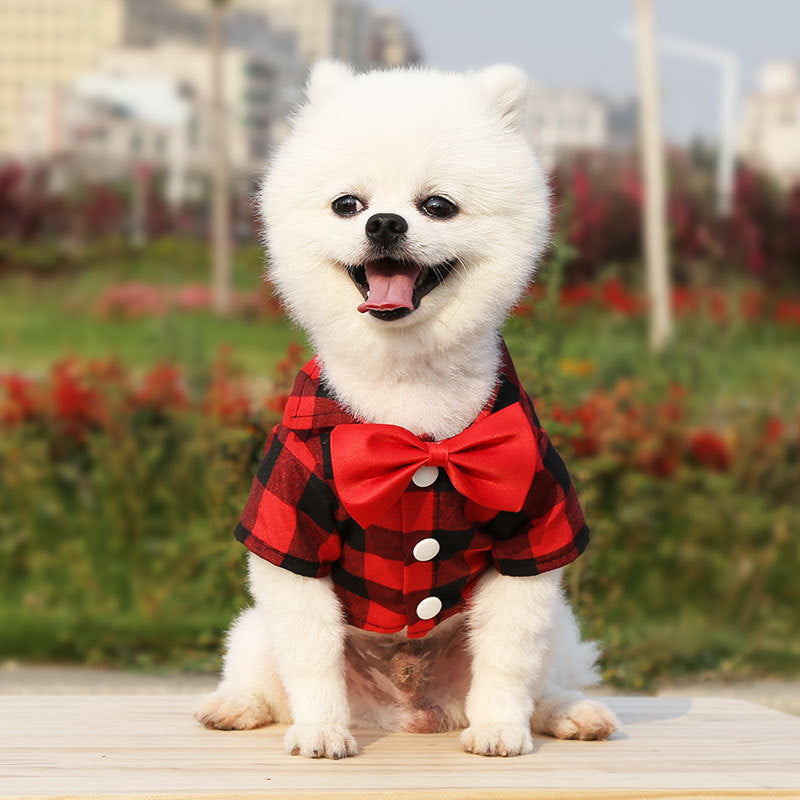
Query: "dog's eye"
419 196 458 219
332 195 365 216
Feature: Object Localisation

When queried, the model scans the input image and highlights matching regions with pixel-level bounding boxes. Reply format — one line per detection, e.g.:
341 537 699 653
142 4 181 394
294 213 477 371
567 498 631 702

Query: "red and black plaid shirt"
235 342 589 638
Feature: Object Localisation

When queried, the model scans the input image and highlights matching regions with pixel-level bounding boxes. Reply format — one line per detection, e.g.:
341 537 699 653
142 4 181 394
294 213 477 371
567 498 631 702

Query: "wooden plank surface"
1 695 799 799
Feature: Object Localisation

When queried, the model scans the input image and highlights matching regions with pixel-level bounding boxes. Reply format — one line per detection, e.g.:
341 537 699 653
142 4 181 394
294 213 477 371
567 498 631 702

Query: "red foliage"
706 289 728 324
0 347 792 482
560 283 595 307
545 383 722 479
688 430 732 471
173 284 213 311
551 162 640 282
203 349 252 423
48 359 108 437
671 286 699 316
93 282 281 319
0 163 66 241
134 364 188 412
267 342 307 414
740 288 766 322
764 417 785 445
82 184 126 237
774 299 800 325
550 161 800 287
600 278 640 316
550 281 800 327
95 283 168 318
0 374 41 424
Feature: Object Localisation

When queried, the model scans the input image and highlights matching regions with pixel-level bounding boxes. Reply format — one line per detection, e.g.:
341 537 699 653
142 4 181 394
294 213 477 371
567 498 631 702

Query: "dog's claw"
193 690 273 730
461 722 534 757
283 723 358 759
531 696 619 741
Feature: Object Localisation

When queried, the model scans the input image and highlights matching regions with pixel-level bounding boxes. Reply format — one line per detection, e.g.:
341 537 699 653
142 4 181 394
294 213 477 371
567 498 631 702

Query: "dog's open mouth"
348 258 456 321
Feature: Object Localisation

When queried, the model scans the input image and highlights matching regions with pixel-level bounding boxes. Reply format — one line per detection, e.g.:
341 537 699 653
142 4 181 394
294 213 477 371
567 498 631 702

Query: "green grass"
505 303 800 423
0 241 305 377
0 273 302 376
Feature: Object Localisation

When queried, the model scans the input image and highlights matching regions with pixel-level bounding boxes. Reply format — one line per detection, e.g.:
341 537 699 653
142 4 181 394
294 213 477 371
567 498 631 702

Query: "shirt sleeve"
234 425 341 578
487 424 589 577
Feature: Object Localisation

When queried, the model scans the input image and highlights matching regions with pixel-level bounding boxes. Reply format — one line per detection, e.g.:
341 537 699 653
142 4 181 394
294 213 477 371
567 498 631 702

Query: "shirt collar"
281 339 524 433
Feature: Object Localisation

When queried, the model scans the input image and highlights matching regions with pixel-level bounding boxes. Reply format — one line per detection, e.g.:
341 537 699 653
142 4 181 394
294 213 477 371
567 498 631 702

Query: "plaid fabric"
235 342 589 639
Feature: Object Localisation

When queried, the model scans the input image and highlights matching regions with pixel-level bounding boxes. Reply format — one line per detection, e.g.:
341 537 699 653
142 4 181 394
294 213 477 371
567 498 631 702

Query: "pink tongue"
357 260 420 313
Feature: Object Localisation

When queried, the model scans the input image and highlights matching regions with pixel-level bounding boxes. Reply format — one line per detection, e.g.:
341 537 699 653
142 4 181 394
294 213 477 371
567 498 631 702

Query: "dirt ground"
2 661 799 717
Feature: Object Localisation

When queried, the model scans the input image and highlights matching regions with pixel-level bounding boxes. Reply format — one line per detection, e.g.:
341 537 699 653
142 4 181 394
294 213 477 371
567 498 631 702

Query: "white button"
413 537 440 561
412 465 439 487
416 596 442 620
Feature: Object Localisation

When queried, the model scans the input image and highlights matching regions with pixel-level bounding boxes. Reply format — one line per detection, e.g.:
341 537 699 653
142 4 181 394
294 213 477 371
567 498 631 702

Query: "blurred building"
527 86 637 169
0 0 123 158
367 8 422 68
14 43 298 186
0 0 300 167
0 0 418 171
96 41 286 174
737 61 800 187
62 74 191 205
220 0 420 70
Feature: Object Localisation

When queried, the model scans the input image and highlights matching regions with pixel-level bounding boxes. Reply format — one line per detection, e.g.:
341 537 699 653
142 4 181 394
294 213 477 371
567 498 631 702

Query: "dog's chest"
328 369 496 440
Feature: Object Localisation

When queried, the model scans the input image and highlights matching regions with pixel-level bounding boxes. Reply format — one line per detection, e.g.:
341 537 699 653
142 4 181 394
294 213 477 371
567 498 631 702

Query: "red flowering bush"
95 283 169 318
3 157 800 291
93 282 281 319
774 299 800 325
3 349 790 483
48 359 111 437
560 283 595 307
203 349 253 423
0 374 41 424
516 278 800 328
547 160 800 287
0 347 297 440
545 382 703 478
133 363 188 412
688 430 732 471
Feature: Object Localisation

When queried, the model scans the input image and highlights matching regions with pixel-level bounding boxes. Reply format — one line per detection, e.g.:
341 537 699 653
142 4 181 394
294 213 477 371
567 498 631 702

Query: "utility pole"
210 0 232 315
632 0 673 352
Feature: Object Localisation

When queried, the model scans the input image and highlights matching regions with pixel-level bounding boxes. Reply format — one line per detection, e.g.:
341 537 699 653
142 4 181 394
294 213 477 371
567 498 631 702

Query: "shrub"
1 339 798 685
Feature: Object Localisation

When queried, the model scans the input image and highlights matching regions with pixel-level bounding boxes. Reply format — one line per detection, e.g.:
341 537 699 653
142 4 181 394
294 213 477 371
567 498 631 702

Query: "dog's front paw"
531 695 619 741
461 723 534 757
283 723 358 759
193 689 273 730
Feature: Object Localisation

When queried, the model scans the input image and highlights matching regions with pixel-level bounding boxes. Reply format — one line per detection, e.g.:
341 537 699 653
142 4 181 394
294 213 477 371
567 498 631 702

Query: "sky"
375 0 800 144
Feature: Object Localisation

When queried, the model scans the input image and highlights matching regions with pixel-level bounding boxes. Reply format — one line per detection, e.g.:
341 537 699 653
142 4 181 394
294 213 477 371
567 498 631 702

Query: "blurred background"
0 0 798 692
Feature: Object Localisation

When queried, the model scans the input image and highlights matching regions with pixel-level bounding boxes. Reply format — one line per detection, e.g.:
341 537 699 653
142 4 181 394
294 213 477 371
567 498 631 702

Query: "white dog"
195 61 619 758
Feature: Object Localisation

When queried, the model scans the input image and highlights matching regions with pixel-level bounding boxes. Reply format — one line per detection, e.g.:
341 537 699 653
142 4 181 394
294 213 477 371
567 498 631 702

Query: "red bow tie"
329 402 539 529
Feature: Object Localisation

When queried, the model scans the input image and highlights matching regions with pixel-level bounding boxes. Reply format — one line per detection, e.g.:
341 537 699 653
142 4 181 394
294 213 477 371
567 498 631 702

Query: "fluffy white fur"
195 62 619 757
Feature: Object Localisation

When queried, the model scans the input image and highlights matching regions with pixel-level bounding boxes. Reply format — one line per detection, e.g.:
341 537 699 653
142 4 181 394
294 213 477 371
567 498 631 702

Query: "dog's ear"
475 65 528 128
305 60 354 104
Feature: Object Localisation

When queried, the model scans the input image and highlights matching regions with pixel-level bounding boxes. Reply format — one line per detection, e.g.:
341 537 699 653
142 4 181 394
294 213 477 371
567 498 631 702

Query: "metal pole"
633 0 673 352
210 0 232 315
716 53 738 216
619 25 740 216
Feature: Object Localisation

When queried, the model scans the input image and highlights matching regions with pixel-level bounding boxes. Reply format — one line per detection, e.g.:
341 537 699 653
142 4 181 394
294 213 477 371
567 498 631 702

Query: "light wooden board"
1 695 799 799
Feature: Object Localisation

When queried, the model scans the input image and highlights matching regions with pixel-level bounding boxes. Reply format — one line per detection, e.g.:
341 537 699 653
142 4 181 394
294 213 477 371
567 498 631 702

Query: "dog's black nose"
365 213 408 249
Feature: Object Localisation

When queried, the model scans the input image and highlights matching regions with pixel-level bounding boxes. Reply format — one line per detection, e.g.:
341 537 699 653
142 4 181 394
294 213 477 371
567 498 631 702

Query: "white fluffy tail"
545 594 603 691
